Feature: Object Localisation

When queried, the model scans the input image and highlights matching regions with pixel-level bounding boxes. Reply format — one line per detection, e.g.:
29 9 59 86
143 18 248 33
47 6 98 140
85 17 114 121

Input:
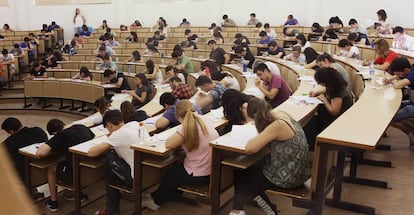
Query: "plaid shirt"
172 83 194 99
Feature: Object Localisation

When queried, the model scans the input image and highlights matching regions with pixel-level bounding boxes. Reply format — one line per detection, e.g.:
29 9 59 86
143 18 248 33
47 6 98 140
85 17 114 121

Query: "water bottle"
369 62 375 80
327 43 331 55
127 65 131 75
115 56 119 62
138 122 145 145
241 57 247 73
371 39 375 49
160 52 165 65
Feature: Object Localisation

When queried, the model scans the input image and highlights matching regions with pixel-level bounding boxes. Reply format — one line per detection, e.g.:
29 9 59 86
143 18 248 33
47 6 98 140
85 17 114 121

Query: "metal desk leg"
210 147 223 215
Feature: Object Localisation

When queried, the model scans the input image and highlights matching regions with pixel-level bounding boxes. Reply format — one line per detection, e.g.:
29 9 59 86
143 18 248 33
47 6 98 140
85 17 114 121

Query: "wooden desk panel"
24 80 43 97
42 80 61 98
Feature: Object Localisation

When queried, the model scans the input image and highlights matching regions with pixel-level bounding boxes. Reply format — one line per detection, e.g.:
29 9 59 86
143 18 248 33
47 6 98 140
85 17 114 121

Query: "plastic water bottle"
241 57 247 73
160 52 165 65
127 65 131 75
371 39 375 49
138 122 145 145
327 43 331 55
369 62 375 80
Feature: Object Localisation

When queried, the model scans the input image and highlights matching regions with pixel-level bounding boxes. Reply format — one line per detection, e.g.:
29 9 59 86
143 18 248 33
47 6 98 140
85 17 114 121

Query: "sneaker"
45 199 59 213
141 193 160 211
64 192 88 202
229 211 246 215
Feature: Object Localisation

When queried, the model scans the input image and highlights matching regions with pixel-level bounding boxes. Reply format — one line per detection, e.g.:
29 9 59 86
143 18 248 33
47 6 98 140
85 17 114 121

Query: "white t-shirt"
0 54 14 63
75 15 84 27
266 29 277 39
264 61 281 76
106 121 139 177
393 34 414 52
222 76 240 91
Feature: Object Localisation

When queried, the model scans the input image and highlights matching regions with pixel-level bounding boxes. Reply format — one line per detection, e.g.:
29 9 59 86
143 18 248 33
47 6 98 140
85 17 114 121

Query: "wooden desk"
314 80 401 214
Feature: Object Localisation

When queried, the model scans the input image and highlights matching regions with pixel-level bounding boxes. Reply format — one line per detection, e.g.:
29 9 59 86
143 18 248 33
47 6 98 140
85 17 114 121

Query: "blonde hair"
374 38 390 57
175 100 209 152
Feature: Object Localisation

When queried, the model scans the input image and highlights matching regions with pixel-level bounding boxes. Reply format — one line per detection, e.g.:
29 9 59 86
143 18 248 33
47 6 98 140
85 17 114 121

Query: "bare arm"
317 95 343 116
155 116 170 130
88 142 111 157
36 144 51 157
165 132 184 149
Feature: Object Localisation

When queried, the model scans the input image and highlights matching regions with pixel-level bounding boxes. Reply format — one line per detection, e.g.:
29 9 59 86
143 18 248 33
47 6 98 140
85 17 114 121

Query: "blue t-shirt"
162 99 202 127
406 67 414 90
20 42 34 56
258 36 274 45
80 31 91 37
210 83 227 109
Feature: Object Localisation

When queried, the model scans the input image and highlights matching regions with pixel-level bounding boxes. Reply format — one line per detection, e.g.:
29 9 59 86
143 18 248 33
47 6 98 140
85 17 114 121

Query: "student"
169 76 194 100
2 23 13 32
36 119 94 212
322 28 339 41
20 37 35 62
284 45 306 64
99 20 109 30
179 18 191 27
208 39 229 68
284 14 299 26
221 89 252 127
263 23 276 39
328 16 344 33
347 32 370 46
72 66 93 81
222 14 236 27
92 96 111 125
0 49 16 76
124 31 138 43
257 31 273 45
27 61 47 79
254 63 291 108
73 33 85 44
208 23 222 37
375 9 392 35
130 20 142 28
308 22 324 41
88 110 140 215
211 71 240 91
105 27 116 38
295 33 311 51
142 59 159 80
105 35 119 48
229 97 311 215
384 57 414 147
103 69 131 93
97 54 118 71
348 18 366 34
314 53 351 92
313 67 353 132
303 47 320 69
172 50 194 75
392 26 414 52
144 42 160 56
336 39 360 59
234 45 254 68
124 50 142 63
247 13 259 26
79 25 92 38
264 41 285 58
122 73 151 108
163 65 185 83
120 24 129 31
185 29 198 43
253 59 281 76
11 43 25 72
234 33 251 46
73 8 86 34
142 100 219 211
156 93 201 130
195 75 227 110
120 100 148 123
362 38 399 71
283 27 300 37
1 118 48 184
212 31 224 44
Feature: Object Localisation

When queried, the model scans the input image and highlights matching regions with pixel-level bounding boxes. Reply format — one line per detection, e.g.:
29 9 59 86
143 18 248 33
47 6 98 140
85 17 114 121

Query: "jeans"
151 163 209 205
394 101 414 122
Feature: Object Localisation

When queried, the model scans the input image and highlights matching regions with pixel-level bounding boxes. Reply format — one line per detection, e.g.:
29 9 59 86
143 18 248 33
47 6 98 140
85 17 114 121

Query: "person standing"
73 8 86 34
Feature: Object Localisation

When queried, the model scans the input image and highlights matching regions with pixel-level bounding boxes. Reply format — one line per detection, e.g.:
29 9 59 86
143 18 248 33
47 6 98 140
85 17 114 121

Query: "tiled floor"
1 110 414 215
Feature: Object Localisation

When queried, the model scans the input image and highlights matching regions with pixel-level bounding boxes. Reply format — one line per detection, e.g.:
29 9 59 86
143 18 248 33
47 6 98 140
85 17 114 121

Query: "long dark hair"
145 59 155 74
222 89 252 126
135 73 149 86
314 67 347 98
304 47 319 64
247 97 276 132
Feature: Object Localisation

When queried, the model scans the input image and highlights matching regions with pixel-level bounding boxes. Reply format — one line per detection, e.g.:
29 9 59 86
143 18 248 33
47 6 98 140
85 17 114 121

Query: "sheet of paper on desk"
297 76 314 82
289 96 323 105
69 135 108 153
19 142 45 155
210 108 224 119
102 84 117 88
215 124 258 149
90 124 108 137
143 115 162 125
152 129 176 142
244 87 264 98
111 93 130 101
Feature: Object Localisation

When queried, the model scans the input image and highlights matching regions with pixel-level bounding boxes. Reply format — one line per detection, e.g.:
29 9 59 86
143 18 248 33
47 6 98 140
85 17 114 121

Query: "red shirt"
374 50 399 71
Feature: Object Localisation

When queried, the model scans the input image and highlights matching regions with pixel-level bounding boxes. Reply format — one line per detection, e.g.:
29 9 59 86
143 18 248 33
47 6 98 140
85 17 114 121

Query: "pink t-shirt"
264 73 292 107
177 114 219 176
